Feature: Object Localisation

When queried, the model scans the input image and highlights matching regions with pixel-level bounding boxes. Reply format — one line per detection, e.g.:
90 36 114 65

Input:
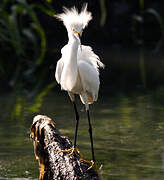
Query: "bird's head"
56 3 92 41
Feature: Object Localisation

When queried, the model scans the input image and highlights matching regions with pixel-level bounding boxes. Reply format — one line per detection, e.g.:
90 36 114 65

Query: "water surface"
0 88 164 180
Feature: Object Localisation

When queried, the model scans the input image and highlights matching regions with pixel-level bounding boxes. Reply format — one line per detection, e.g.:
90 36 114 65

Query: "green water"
1 88 164 180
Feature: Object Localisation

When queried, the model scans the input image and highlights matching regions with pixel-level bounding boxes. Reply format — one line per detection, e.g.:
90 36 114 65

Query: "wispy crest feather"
56 4 92 30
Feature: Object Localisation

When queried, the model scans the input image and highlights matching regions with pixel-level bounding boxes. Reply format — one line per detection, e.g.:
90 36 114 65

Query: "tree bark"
30 115 100 180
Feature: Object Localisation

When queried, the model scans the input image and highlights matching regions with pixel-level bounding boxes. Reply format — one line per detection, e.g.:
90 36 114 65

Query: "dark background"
0 0 164 95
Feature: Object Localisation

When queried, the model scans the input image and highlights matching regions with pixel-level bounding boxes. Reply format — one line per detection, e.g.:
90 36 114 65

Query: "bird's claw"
58 147 95 171
57 146 82 157
80 158 95 170
87 160 95 170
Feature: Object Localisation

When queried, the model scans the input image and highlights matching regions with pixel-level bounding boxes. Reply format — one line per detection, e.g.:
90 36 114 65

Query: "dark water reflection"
1 88 164 179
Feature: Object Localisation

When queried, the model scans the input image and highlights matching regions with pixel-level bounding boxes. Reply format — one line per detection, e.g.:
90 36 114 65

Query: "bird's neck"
67 35 79 64
68 34 79 47
61 35 79 91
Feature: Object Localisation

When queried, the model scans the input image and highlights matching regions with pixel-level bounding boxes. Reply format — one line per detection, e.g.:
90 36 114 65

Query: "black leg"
73 101 79 147
87 110 95 162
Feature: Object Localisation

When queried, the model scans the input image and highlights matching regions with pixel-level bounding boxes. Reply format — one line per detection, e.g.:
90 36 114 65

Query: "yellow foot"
58 147 95 171
80 159 95 170
57 146 82 157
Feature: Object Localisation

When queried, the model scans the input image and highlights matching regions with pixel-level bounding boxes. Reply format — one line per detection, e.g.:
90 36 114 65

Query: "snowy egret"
55 4 104 168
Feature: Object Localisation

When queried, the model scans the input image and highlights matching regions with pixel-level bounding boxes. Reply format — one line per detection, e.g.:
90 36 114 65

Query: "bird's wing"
77 45 104 74
55 59 64 84
61 44 68 55
55 45 68 84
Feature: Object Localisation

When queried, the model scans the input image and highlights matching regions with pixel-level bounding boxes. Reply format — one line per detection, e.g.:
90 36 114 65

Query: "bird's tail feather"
80 92 97 105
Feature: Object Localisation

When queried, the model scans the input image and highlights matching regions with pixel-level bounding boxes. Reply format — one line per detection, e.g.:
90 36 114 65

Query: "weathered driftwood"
30 115 100 180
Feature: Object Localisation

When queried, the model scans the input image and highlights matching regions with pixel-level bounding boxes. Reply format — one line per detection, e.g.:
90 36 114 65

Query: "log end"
30 115 101 180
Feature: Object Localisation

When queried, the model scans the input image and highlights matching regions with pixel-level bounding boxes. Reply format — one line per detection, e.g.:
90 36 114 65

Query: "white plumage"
55 4 104 107
56 4 92 33
55 4 104 165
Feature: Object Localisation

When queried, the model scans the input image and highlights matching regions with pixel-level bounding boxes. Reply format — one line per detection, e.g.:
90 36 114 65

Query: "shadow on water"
1 86 164 179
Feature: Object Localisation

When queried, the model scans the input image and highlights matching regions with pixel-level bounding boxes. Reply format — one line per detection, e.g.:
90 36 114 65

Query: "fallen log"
30 115 100 180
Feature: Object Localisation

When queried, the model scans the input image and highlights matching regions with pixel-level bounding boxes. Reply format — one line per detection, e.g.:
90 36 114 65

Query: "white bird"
55 4 104 168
